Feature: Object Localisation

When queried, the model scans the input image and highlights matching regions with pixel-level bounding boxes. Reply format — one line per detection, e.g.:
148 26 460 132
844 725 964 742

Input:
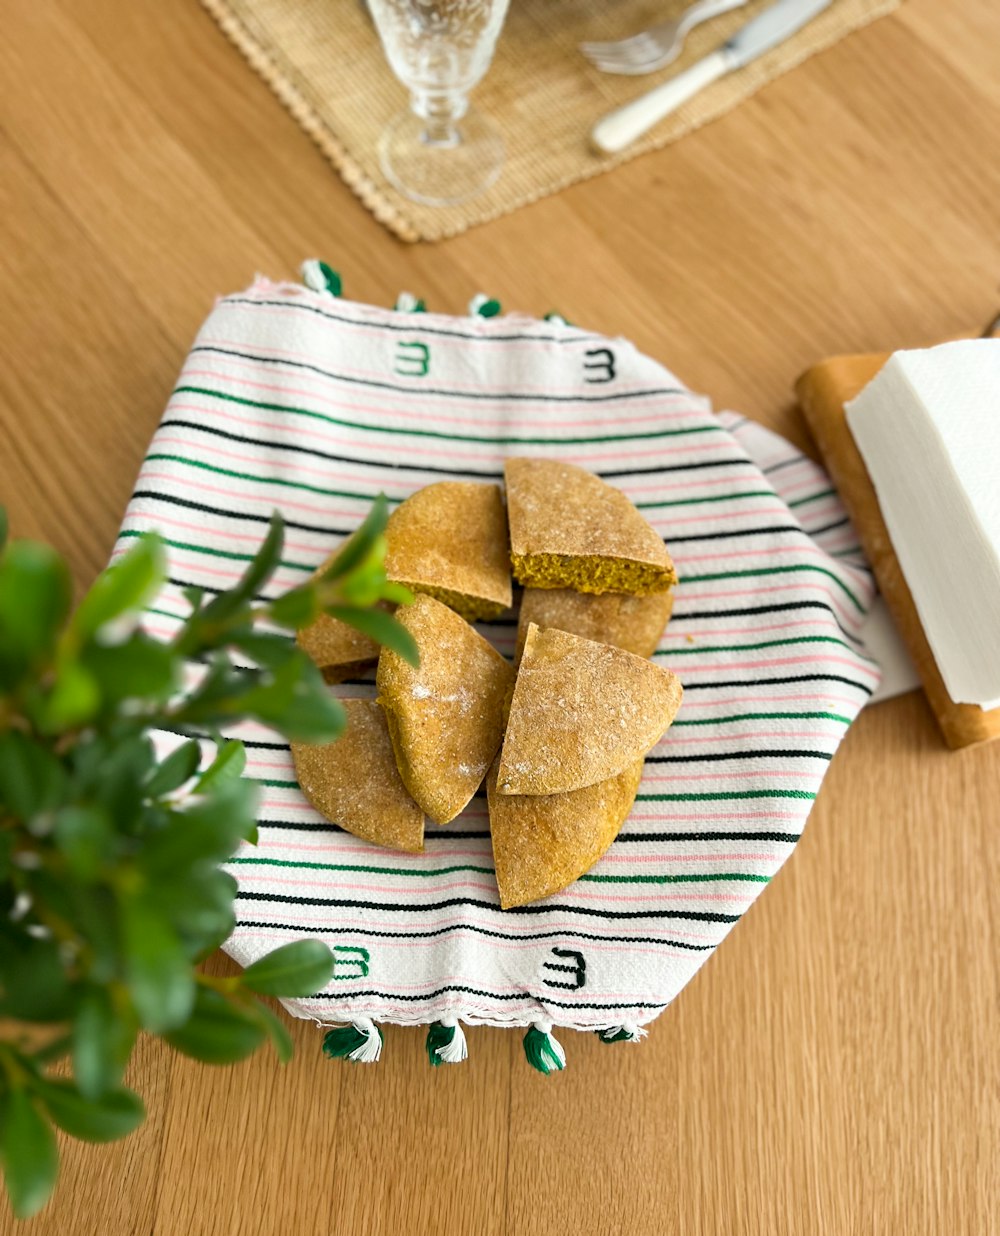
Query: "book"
846 341 1000 711
796 344 1000 749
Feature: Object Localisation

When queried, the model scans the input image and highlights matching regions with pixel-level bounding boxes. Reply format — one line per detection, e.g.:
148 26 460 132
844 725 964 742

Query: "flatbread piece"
497 623 682 795
505 458 676 596
377 594 515 824
488 759 643 909
291 698 424 853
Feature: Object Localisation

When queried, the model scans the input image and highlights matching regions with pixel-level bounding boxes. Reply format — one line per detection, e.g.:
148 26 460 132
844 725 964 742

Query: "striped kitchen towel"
118 269 878 1067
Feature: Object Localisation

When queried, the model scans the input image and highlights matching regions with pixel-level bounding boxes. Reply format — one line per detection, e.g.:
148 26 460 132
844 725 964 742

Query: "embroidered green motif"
583 347 617 383
332 945 370 979
395 341 431 377
541 947 586 991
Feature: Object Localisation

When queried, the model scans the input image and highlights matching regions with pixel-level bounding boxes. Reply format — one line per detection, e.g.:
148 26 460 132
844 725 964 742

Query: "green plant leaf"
195 740 246 791
156 870 238 958
143 778 258 878
266 585 320 631
240 940 334 997
378 581 413 606
0 1087 59 1219
320 496 389 581
53 806 112 881
167 654 256 726
73 989 137 1099
197 513 284 627
80 733 155 831
327 606 419 667
240 655 345 743
0 731 68 819
182 585 205 613
0 936 77 1022
164 987 266 1064
336 570 385 609
35 1080 145 1144
0 540 71 682
145 740 202 798
73 534 166 641
251 999 295 1064
121 896 195 1033
39 661 100 732
82 633 177 709
231 631 295 670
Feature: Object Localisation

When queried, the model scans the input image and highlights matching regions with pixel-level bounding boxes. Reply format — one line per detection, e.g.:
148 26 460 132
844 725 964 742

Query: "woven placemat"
203 0 899 241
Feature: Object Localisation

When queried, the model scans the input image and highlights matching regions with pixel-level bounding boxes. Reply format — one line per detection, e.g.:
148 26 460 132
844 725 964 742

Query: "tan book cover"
795 348 1000 750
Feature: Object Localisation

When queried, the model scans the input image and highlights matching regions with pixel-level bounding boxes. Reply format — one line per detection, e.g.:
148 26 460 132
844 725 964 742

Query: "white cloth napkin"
118 275 879 1049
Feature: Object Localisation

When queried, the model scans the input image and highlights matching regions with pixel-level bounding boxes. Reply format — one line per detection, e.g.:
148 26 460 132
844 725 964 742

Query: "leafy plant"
0 497 415 1218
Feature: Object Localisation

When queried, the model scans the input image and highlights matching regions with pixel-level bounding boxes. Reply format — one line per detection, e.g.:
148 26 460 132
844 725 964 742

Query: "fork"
581 0 750 75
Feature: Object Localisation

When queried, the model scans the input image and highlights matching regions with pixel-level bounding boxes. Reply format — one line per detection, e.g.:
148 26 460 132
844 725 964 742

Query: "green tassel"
469 293 501 318
544 311 573 326
322 1019 383 1063
426 1022 454 1066
523 1023 566 1075
596 1023 647 1044
426 1019 468 1065
597 1027 632 1043
316 261 342 296
301 258 342 298
323 1024 367 1058
395 291 427 314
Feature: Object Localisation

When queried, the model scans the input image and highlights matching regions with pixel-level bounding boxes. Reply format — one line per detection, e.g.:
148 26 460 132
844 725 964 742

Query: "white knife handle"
591 49 732 155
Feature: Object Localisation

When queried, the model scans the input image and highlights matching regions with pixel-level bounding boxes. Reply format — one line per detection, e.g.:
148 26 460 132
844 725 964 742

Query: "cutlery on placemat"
591 0 834 154
581 0 750 76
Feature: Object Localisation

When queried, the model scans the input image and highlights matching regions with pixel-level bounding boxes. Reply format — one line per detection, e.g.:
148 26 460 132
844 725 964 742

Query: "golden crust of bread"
376 594 515 824
487 759 643 909
497 623 682 796
515 588 673 663
297 619 380 682
291 699 424 853
504 459 676 596
385 481 513 620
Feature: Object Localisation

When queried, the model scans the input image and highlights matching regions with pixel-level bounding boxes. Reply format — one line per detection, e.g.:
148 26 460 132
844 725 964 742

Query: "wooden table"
2 1 998 1231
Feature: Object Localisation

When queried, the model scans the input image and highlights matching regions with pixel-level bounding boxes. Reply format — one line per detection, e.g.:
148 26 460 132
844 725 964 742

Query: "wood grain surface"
1 1 998 1232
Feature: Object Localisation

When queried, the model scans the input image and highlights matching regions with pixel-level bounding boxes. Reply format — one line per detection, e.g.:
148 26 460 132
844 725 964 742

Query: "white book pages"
846 339 1000 709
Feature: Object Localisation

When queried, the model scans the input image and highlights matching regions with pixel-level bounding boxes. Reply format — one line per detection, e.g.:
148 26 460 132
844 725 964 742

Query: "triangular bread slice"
291 699 424 853
515 587 673 664
297 615 380 684
385 481 512 621
296 542 380 682
497 624 682 796
377 594 515 824
505 459 676 596
487 759 643 909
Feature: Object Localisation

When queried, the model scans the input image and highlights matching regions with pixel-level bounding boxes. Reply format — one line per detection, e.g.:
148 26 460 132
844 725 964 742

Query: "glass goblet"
367 0 511 206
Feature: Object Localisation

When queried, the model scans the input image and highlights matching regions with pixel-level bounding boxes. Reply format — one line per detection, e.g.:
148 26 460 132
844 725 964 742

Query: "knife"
591 0 834 154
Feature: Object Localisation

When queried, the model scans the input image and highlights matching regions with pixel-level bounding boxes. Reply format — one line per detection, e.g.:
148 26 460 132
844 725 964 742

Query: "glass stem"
411 89 468 149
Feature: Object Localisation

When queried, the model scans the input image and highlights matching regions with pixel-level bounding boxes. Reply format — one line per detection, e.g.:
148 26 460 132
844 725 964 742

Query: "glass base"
377 106 504 207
